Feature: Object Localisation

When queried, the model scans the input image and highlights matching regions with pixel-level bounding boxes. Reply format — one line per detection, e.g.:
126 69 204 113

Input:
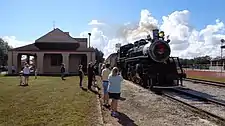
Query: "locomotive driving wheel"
127 72 131 81
135 73 142 85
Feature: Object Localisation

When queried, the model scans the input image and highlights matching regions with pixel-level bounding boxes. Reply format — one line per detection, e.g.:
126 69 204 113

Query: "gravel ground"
101 80 218 126
183 81 225 103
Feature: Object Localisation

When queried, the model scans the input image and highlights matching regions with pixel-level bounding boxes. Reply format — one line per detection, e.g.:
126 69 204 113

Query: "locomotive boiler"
116 29 186 89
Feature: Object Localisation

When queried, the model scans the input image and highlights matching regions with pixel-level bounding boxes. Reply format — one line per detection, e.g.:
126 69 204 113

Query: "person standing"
34 68 38 79
78 65 84 88
23 63 30 86
19 71 23 86
61 63 66 80
101 64 111 108
108 67 123 117
101 64 106 74
12 65 15 74
87 62 94 89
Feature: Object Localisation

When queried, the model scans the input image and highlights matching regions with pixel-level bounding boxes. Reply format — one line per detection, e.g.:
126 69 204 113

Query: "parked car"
0 66 8 71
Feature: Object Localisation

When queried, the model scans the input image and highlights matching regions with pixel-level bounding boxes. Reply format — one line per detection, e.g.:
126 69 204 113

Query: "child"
19 71 23 86
35 68 38 79
107 67 123 117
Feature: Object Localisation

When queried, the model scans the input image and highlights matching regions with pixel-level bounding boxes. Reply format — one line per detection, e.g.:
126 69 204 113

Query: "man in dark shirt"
87 62 94 89
78 65 84 88
61 63 65 80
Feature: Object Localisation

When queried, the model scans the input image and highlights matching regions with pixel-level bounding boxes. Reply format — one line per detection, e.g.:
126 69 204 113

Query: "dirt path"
186 70 225 78
100 80 218 126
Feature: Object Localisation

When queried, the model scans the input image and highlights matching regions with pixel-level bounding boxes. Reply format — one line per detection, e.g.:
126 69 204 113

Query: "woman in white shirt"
108 67 123 117
23 63 30 86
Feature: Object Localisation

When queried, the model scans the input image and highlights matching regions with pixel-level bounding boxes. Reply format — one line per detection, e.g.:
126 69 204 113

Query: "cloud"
82 9 225 59
1 36 31 48
88 20 105 26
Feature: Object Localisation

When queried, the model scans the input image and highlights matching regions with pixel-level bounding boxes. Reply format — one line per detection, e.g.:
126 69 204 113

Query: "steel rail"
185 78 225 87
163 88 225 125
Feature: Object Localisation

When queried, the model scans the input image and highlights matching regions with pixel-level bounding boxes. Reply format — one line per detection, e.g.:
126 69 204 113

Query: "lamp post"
88 33 91 48
88 33 92 62
220 39 225 73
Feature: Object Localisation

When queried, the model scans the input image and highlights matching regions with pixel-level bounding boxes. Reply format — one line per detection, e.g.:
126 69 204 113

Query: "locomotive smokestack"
152 29 159 40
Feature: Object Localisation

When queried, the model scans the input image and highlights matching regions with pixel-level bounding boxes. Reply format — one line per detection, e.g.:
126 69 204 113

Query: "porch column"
34 55 37 68
223 61 225 70
26 54 30 64
7 51 12 74
37 52 44 74
210 61 212 66
13 52 18 73
62 53 69 74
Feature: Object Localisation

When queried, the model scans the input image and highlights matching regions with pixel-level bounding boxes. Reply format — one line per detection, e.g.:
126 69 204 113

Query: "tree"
0 38 12 66
94 48 104 63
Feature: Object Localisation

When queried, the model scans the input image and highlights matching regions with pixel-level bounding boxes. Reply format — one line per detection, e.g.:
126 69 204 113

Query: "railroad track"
125 80 225 125
185 78 225 87
163 88 225 126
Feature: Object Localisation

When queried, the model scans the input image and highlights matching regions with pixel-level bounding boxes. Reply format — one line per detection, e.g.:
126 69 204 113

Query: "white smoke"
81 9 225 59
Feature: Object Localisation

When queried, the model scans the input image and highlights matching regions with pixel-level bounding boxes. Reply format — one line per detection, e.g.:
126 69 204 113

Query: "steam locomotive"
116 29 186 89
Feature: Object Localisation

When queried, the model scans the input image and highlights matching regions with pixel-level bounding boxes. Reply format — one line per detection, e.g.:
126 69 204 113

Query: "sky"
1 0 225 59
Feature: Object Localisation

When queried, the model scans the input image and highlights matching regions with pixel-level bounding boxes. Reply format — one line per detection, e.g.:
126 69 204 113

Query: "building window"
51 54 62 66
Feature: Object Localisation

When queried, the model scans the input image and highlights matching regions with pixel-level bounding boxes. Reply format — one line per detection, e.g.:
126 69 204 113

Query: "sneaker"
103 104 110 109
111 111 119 117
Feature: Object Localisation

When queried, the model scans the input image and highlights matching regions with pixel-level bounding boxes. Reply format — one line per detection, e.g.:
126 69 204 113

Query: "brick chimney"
64 32 69 35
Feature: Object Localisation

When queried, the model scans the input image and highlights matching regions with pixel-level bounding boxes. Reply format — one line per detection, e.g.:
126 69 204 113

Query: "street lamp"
88 33 92 62
220 39 225 73
88 33 91 48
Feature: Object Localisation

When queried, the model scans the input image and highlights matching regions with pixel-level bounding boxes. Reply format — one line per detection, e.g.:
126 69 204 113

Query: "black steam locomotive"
116 29 186 89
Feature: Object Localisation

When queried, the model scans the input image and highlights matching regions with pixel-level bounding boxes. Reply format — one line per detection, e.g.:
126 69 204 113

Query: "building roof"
10 43 95 52
9 28 93 52
35 28 80 43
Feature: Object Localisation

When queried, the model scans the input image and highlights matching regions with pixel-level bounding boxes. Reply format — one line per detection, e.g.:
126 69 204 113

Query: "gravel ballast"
183 81 225 103
101 80 218 126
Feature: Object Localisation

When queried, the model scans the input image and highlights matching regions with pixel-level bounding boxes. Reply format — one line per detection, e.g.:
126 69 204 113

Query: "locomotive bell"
159 31 164 38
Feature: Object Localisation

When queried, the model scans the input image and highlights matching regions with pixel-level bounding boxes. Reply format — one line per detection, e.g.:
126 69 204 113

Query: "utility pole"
221 39 225 73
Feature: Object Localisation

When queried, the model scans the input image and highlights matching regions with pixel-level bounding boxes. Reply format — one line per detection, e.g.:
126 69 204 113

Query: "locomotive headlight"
155 43 165 54
149 40 171 62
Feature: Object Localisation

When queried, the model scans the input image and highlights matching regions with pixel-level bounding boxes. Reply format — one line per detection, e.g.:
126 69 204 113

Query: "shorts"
102 81 109 94
23 74 29 78
108 92 121 100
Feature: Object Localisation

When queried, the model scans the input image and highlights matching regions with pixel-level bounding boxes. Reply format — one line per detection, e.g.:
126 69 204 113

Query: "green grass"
0 76 99 126
187 75 225 83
